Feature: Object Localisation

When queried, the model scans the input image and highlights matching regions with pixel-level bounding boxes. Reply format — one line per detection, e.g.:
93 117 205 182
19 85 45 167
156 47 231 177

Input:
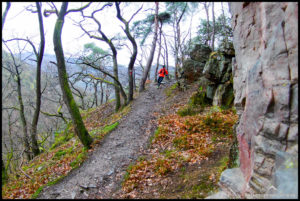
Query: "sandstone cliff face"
214 2 298 198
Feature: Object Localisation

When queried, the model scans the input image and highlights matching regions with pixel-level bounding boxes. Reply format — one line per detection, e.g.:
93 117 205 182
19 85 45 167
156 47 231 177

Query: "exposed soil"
133 145 231 199
38 80 178 199
38 79 233 199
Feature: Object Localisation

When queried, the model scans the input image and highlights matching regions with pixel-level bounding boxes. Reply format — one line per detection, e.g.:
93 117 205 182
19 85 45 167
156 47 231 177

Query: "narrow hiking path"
38 80 176 199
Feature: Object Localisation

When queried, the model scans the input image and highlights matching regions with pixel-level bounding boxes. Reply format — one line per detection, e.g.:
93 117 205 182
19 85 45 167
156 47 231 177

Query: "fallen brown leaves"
2 138 85 199
2 102 131 199
121 108 238 198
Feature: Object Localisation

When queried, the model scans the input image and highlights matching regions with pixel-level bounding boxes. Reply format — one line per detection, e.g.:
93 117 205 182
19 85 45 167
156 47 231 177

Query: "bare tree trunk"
212 2 215 52
53 2 93 148
2 2 11 30
3 110 17 179
162 32 169 79
112 54 121 110
221 2 228 47
100 82 104 105
173 2 187 80
30 2 45 156
79 8 124 111
133 68 136 91
173 14 179 80
94 81 98 107
3 41 32 159
177 23 182 69
203 3 210 47
139 2 159 92
105 87 109 103
16 67 32 160
155 21 163 82
115 2 140 102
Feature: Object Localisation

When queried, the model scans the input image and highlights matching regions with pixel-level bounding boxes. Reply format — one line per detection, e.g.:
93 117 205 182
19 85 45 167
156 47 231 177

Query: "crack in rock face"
213 2 298 199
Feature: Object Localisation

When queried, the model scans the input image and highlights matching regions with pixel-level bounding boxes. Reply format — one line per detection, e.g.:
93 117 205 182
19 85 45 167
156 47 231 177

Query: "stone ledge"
205 190 229 199
218 168 246 198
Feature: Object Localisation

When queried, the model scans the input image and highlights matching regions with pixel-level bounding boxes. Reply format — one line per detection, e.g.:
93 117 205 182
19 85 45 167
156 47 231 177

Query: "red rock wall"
230 2 298 197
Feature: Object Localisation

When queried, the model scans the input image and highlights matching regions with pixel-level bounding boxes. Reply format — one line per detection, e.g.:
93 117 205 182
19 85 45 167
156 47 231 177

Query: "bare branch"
115 2 126 24
128 4 143 24
78 22 104 41
41 81 47 95
25 4 38 13
177 2 188 26
19 149 32 179
2 65 15 75
65 2 92 15
90 2 113 16
3 38 38 57
2 40 20 69
87 74 119 88
120 43 133 55
50 61 57 66
2 106 21 111
43 9 57 17
50 2 58 15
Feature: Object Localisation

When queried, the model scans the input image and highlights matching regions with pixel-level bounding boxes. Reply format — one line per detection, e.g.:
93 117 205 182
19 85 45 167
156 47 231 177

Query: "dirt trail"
38 80 176 199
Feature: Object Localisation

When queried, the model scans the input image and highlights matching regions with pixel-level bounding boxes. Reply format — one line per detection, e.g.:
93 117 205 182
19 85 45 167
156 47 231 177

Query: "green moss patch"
165 82 179 97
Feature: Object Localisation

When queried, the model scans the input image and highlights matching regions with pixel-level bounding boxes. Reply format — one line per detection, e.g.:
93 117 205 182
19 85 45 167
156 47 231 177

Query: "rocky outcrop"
181 59 205 83
209 2 298 199
190 44 212 62
181 44 211 83
180 43 235 108
202 51 234 107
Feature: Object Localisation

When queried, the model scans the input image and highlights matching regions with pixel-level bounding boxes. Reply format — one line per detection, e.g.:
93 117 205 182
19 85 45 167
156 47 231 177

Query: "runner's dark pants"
157 76 164 87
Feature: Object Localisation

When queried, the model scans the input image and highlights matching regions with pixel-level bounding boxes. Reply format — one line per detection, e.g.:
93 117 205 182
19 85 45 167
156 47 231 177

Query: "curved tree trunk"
53 2 93 148
100 32 123 110
30 2 45 156
2 2 11 30
139 2 159 92
78 8 124 111
115 2 140 102
125 33 137 102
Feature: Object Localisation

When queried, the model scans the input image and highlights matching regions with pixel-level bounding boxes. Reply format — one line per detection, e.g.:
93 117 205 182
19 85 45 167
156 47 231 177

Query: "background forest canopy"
2 2 232 180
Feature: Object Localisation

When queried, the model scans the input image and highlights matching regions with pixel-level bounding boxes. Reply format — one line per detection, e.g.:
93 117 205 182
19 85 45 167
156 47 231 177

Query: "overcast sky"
2 2 229 66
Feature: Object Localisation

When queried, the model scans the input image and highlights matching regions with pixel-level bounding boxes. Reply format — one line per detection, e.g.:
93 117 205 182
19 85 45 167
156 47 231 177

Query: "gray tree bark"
30 2 45 156
139 2 159 92
2 2 11 30
212 2 215 52
53 2 93 148
115 2 141 102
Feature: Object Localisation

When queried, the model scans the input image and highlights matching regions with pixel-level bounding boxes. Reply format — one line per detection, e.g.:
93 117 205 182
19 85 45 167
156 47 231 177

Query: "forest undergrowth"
111 82 238 198
2 101 131 199
2 82 238 199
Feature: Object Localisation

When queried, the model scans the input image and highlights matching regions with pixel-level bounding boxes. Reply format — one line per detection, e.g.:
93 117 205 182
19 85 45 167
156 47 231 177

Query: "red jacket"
158 68 168 77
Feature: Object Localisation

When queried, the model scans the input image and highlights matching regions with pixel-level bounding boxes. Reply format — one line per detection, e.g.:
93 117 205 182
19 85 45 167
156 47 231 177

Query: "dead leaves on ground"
2 102 129 199
1 139 85 199
121 108 238 198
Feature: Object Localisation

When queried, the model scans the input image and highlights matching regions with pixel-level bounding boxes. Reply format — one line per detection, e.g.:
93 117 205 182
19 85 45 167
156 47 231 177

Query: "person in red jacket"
157 65 168 88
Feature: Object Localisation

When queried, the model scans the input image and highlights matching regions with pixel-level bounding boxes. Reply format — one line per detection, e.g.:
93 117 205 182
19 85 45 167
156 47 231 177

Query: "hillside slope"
38 80 176 199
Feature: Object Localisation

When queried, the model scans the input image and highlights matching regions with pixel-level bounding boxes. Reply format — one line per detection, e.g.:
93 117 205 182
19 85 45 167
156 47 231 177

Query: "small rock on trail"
38 80 176 199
